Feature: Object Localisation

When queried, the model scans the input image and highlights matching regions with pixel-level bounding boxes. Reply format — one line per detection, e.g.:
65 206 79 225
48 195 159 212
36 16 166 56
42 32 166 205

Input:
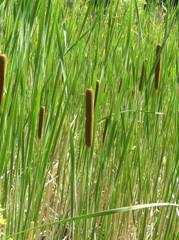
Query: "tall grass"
0 0 178 239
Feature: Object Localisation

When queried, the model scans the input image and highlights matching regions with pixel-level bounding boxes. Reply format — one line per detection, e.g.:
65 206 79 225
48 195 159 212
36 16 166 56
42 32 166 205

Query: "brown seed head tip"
96 80 100 92
0 54 7 104
86 89 94 110
0 54 7 64
154 45 161 91
38 106 45 140
0 54 7 75
40 106 45 114
94 80 100 107
85 88 94 147
96 80 100 86
156 45 161 54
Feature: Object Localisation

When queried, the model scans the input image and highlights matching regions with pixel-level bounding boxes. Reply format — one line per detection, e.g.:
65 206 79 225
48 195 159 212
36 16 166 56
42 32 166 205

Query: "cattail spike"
139 60 147 92
0 54 7 104
154 45 161 90
85 89 94 147
38 106 45 140
94 80 100 107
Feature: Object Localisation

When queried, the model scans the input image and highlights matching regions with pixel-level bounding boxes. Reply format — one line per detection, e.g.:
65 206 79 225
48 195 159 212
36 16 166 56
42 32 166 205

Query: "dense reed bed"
0 0 178 239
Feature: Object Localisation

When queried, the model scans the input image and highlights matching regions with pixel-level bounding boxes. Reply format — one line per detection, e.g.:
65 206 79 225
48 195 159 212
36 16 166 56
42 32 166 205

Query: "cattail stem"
94 80 100 107
38 106 45 140
154 45 161 90
0 54 7 104
103 117 109 143
139 60 146 92
118 79 122 93
85 89 94 147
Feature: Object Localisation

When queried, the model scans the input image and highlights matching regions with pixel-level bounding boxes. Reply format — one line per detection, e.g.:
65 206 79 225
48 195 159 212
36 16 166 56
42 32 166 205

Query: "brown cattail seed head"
38 106 45 140
154 45 161 90
85 89 94 147
94 80 100 107
0 54 7 104
139 59 147 92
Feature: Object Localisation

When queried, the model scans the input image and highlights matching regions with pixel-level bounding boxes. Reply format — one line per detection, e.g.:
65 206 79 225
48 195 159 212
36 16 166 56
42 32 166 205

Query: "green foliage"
0 0 178 239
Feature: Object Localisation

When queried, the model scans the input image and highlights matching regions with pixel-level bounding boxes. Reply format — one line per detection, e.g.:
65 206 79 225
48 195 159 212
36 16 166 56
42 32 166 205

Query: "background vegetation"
0 0 178 239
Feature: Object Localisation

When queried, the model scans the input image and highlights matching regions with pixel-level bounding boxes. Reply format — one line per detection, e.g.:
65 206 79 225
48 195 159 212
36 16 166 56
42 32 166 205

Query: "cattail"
154 45 161 90
0 54 7 104
38 106 45 140
85 89 94 147
139 59 147 92
94 80 100 107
